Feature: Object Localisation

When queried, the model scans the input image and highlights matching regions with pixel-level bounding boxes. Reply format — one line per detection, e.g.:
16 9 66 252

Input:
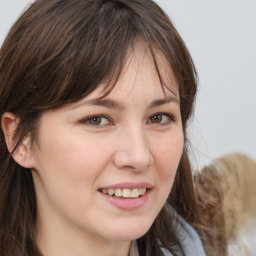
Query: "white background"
0 0 255 168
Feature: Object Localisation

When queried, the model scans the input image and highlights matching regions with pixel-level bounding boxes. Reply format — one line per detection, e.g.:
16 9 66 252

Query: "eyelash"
79 115 112 127
147 112 176 125
79 112 176 127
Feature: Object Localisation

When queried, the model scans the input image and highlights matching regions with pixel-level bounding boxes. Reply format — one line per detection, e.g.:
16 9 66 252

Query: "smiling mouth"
98 188 148 199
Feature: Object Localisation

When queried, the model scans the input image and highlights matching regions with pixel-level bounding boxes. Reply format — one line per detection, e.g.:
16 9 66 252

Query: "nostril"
123 165 136 169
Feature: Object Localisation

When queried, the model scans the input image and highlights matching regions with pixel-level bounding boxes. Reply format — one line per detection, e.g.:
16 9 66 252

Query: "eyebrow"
71 96 179 110
148 96 180 108
71 98 125 110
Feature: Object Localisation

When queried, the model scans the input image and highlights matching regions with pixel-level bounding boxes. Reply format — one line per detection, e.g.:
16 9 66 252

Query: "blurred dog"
194 153 256 256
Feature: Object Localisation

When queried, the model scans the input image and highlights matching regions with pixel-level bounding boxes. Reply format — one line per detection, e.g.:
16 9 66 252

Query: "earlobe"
1 112 35 168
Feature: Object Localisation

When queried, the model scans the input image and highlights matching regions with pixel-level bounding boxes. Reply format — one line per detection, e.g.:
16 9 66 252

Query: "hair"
0 0 208 255
194 152 256 256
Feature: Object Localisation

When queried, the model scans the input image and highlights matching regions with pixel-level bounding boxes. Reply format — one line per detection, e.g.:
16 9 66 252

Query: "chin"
103 218 153 241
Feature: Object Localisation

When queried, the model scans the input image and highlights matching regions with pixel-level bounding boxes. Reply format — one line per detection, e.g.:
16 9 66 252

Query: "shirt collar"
129 240 140 256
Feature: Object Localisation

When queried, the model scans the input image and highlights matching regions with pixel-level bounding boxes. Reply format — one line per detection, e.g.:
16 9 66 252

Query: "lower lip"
99 189 151 210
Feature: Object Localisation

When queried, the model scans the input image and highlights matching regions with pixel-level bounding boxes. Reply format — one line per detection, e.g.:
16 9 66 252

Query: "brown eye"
150 114 162 123
80 115 112 126
148 113 175 125
88 117 102 125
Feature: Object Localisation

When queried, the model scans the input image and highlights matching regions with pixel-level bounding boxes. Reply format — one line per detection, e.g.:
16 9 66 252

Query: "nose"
113 127 154 171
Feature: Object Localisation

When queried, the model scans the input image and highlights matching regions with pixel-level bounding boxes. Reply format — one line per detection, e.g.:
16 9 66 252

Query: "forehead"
53 42 180 114
99 43 178 100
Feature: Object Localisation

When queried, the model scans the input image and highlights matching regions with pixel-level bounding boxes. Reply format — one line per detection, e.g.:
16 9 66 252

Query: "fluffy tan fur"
194 153 256 256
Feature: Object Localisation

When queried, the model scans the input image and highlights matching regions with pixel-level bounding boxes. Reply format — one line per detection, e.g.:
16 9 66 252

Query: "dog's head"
194 153 256 255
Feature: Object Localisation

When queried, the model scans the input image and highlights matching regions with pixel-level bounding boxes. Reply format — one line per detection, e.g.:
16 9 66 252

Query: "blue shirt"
129 208 206 256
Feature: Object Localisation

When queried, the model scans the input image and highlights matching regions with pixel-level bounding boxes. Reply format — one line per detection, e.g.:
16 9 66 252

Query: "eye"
147 113 175 125
80 115 112 126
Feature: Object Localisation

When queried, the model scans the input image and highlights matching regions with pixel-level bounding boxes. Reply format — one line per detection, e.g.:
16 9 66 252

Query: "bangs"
1 0 197 123
30 0 180 108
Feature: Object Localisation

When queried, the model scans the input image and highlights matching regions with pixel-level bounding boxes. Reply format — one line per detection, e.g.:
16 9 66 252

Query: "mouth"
98 182 153 209
98 188 148 199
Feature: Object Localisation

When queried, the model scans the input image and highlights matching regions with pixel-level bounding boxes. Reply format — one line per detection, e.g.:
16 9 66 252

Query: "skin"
2 45 184 256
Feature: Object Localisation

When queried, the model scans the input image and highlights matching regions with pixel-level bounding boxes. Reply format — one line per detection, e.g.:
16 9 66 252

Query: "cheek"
148 132 183 217
35 129 114 188
153 132 184 180
33 133 106 214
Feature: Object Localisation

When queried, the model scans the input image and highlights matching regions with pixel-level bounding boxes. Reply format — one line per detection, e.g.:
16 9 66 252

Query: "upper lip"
99 182 153 190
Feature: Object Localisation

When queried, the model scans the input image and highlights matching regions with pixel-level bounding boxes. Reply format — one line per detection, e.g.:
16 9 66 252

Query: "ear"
1 112 35 168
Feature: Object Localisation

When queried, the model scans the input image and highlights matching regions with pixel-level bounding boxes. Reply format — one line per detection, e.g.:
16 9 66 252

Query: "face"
30 46 184 246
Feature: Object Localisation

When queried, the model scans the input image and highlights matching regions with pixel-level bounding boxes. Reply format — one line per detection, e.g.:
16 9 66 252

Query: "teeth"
115 188 122 197
123 188 132 198
108 188 115 196
102 189 108 194
131 188 139 198
101 188 147 198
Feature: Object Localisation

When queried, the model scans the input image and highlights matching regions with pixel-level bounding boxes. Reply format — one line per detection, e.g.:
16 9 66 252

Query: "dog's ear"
1 112 35 168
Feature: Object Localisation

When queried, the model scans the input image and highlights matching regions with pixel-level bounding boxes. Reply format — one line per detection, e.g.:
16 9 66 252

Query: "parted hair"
0 0 207 255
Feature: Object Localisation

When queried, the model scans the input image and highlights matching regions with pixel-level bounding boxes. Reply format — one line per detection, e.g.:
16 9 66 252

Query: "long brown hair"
0 0 206 255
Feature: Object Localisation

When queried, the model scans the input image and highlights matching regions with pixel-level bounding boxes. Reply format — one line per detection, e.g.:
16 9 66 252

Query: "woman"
0 0 210 255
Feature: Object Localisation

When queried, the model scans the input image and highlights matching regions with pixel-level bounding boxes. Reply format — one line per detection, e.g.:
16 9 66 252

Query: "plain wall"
0 0 255 168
